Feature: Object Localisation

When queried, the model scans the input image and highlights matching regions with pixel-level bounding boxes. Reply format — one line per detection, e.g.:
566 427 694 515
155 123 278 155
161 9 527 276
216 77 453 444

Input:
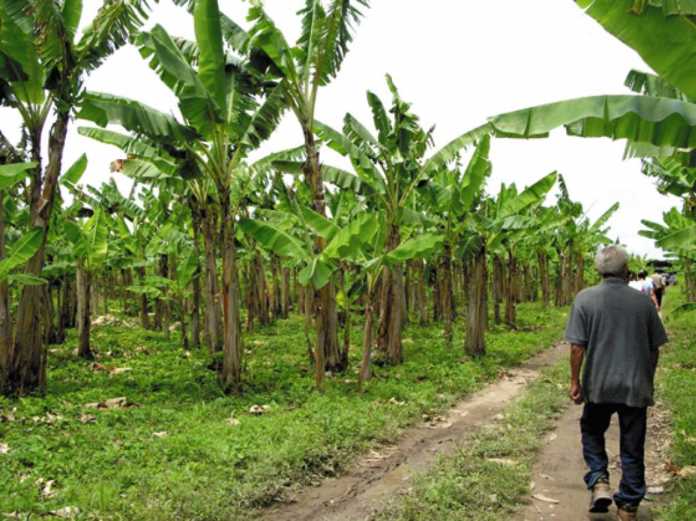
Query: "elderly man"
565 245 668 521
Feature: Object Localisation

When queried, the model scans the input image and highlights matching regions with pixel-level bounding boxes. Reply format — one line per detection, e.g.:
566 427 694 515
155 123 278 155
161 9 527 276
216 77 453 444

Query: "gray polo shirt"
565 277 668 408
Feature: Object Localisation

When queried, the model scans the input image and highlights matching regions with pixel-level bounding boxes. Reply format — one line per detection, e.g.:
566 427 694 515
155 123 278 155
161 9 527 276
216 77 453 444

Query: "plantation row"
0 0 695 397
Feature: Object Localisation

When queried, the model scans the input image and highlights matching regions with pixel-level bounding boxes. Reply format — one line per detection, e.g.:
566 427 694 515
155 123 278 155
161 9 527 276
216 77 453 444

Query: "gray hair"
595 245 628 277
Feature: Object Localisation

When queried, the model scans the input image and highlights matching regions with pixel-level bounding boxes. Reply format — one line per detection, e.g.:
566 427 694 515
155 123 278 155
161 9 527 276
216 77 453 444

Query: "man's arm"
650 348 660 377
570 343 585 404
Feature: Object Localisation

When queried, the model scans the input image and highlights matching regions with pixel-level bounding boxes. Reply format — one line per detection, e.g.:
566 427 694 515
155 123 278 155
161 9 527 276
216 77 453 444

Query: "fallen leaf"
388 397 406 406
37 478 57 499
532 494 560 504
0 408 16 423
226 417 241 427
108 367 132 376
678 466 696 478
84 396 132 410
50 506 79 519
0 442 9 455
79 414 96 424
152 431 168 438
487 458 518 466
249 405 270 415
547 432 558 442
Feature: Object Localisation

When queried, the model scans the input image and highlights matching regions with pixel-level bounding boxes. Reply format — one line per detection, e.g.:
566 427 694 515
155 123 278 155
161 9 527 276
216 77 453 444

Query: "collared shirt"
565 277 668 407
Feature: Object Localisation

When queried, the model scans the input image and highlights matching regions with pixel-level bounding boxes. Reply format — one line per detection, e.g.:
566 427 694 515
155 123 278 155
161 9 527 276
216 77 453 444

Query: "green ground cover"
657 289 696 521
373 355 569 521
0 303 565 520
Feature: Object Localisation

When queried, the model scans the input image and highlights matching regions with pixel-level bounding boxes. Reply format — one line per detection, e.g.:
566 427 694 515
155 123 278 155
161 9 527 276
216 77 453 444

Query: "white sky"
1 0 681 257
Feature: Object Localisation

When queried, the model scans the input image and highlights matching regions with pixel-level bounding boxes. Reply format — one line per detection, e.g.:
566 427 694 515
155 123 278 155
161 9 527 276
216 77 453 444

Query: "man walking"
565 246 668 520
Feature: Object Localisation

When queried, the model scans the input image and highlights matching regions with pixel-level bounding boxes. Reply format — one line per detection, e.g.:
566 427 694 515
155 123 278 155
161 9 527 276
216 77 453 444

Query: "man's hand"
569 343 585 405
569 381 583 404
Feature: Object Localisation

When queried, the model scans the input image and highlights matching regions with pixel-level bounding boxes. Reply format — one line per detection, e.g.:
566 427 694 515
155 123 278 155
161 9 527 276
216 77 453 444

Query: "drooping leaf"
76 0 154 72
298 257 333 289
577 0 696 100
385 233 444 265
78 91 197 143
8 273 47 286
500 171 557 218
239 218 308 260
0 161 35 190
299 206 339 241
322 213 378 261
0 227 43 280
590 202 620 231
61 154 88 185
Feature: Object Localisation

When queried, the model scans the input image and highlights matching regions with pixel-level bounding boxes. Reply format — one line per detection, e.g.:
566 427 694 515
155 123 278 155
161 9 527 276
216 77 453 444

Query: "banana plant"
78 0 289 393
460 172 558 350
63 207 110 360
0 0 157 395
310 76 490 364
423 136 492 348
244 0 370 384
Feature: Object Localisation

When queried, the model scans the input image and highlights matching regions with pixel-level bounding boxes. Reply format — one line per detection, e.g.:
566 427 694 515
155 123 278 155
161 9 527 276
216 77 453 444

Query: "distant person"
651 273 666 311
632 271 658 308
628 272 641 292
565 246 668 521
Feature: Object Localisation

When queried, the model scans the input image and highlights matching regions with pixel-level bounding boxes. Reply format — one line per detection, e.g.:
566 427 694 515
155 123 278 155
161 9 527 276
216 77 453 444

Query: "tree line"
0 0 694 396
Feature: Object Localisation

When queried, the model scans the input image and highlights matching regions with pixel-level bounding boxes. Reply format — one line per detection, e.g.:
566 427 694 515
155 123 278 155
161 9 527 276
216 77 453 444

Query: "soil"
258 342 568 521
516 400 673 521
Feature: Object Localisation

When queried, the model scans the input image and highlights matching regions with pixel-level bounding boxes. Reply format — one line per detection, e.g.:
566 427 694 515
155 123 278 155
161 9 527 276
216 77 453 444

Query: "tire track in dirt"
258 342 568 521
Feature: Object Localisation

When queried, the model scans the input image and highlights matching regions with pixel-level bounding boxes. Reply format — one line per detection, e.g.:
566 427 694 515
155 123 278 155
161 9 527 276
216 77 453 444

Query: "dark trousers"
655 288 664 308
580 403 647 508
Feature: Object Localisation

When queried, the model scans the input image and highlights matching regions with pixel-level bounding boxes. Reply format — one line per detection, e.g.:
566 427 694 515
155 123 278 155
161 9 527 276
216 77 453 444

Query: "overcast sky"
2 0 680 257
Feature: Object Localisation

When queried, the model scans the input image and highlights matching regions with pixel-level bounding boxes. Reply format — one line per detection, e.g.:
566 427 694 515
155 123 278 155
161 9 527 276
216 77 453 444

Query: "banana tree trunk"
76 266 93 360
358 288 376 390
0 195 11 391
281 266 290 319
137 266 150 329
504 250 517 328
562 246 574 305
414 261 428 325
377 225 403 364
302 128 341 386
190 209 202 348
254 251 270 327
219 201 242 393
493 255 503 324
465 244 487 357
439 244 454 347
6 111 69 395
202 210 223 353
574 251 585 294
538 251 550 307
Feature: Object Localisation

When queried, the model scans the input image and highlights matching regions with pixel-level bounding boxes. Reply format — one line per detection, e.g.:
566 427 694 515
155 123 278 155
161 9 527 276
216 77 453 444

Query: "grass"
655 289 696 521
373 358 569 521
0 302 566 521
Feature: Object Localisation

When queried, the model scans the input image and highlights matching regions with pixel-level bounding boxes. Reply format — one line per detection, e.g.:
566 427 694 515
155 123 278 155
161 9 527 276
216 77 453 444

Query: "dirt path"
259 342 568 521
517 401 673 521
